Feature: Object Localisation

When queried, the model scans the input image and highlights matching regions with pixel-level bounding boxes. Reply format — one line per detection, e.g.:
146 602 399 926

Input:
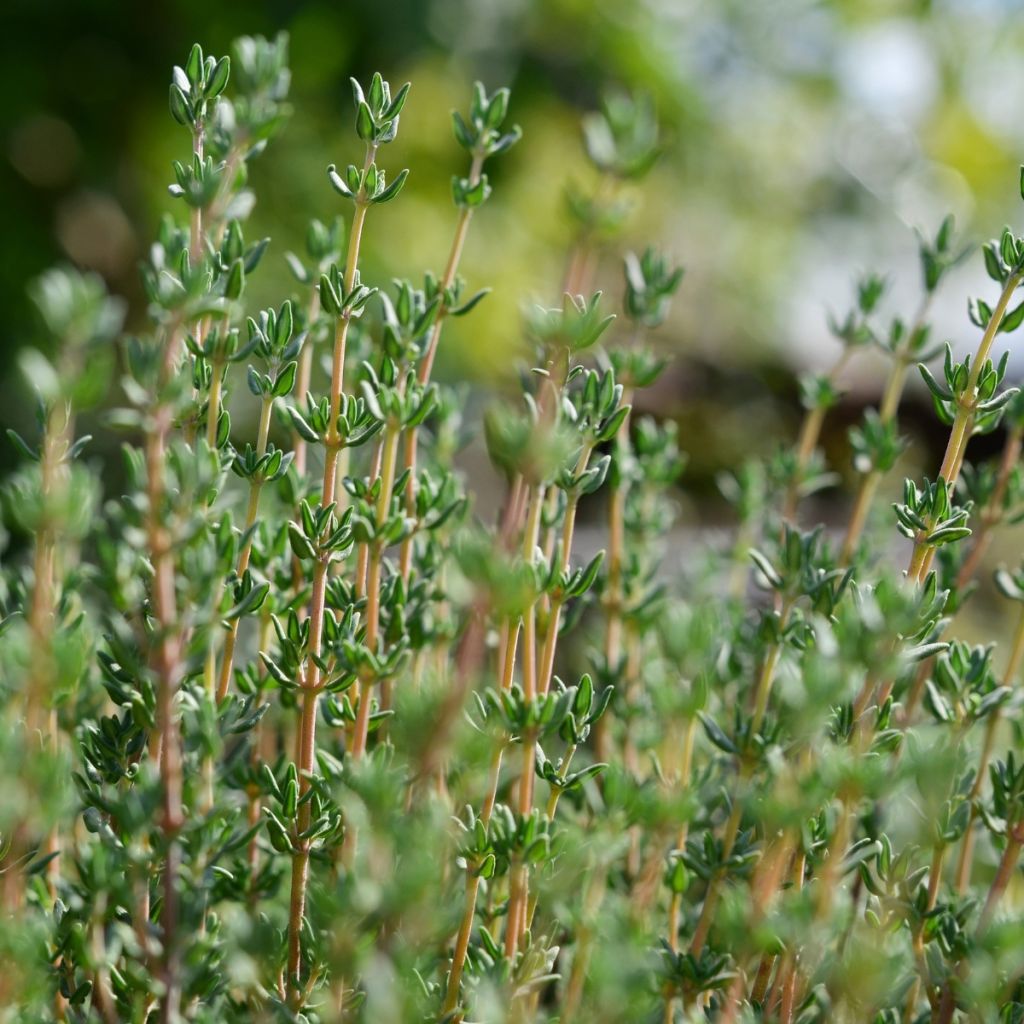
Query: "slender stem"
399 153 485 580
905 843 946 1016
246 610 273 889
504 734 537 959
216 395 274 701
662 717 698 1023
783 350 851 523
147 386 184 1024
2 400 75 915
434 341 579 1010
688 795 744 957
561 173 616 296
794 405 827 478
954 602 1024 893
936 827 1024 1023
441 679 514 1013
543 746 575 823
520 486 545 704
442 872 481 1016
560 867 608 1022
293 286 321 480
437 483 527 765
350 420 400 760
879 357 910 424
751 601 792 736
536 446 593 697
31 408 63 849
772 848 806 1023
904 426 1024 726
717 836 791 1024
206 362 224 449
287 156 374 1002
908 273 1022 582
147 161 201 1010
598 394 633 761
414 477 527 786
502 487 547 960
841 344 916 562
453 486 545 991
690 608 790 957
419 155 484 386
778 950 798 1024
978 830 1023 935
189 127 204 264
840 470 881 565
956 425 1023 590
750 953 775 1007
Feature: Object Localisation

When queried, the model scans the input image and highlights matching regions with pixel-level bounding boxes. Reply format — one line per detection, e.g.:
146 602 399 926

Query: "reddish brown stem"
398 152 485 579
908 273 1022 583
287 172 373 1005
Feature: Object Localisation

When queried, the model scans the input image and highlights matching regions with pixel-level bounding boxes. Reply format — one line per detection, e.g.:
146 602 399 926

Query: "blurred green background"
4 0 1024 498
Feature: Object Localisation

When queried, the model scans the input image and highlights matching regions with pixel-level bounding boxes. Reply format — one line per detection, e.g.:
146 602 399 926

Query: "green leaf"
373 167 409 205
463 175 491 208
169 84 192 126
452 111 474 149
287 523 316 560
349 77 365 109
284 251 309 284
596 404 631 443
69 981 93 1006
569 550 605 598
984 243 1006 283
1001 229 1017 270
565 763 607 789
976 387 1019 414
383 81 411 120
749 548 782 590
6 429 38 462
247 366 265 397
925 525 971 546
283 776 298 819
668 858 689 894
936 213 954 252
216 408 231 448
319 273 341 315
923 680 954 723
185 43 204 86
994 569 1024 602
273 361 298 398
367 72 385 111
918 363 952 401
449 288 490 317
485 88 510 129
207 56 230 99
842 838 881 873
260 654 294 689
327 164 353 199
699 712 737 755
999 300 1024 334
226 582 270 621
476 853 496 879
355 100 374 142
288 407 319 440
224 259 245 300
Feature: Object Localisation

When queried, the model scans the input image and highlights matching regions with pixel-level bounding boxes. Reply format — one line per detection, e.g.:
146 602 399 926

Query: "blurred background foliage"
4 0 1024 505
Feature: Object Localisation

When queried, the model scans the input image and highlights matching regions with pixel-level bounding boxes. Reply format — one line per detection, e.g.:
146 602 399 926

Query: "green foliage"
7 28 1024 1024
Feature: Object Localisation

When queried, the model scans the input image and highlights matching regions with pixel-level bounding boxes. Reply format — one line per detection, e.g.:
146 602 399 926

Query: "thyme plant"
6 31 1024 1024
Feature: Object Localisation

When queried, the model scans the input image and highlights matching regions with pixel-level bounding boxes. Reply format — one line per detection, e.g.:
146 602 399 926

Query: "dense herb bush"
6 32 1024 1024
